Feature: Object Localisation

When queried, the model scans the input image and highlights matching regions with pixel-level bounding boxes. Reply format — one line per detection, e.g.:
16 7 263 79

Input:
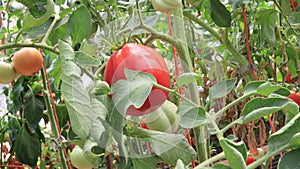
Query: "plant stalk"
172 8 209 163
0 43 59 54
183 11 248 67
41 67 68 169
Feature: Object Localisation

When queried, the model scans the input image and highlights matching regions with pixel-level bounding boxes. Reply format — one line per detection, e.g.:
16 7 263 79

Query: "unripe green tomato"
151 0 181 13
70 145 95 169
0 61 20 84
145 100 179 133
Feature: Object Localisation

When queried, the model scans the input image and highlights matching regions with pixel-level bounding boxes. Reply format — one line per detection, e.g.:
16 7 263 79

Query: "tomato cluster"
104 43 170 116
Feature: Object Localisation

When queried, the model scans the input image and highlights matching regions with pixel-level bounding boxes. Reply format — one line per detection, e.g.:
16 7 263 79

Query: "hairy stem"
0 43 59 54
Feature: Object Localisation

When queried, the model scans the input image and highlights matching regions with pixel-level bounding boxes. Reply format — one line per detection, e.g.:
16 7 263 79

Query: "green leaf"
22 0 55 30
132 157 160 169
240 97 297 123
209 78 236 100
67 6 92 46
278 148 300 169
256 9 278 47
210 0 232 27
176 73 200 87
75 41 100 67
75 51 101 67
83 140 103 167
89 98 106 142
288 133 300 148
23 94 45 131
56 103 69 128
127 127 196 166
48 58 62 85
59 40 93 140
268 114 300 154
25 17 54 38
14 125 41 167
220 139 246 169
243 81 290 96
281 0 293 16
111 69 156 115
178 101 207 128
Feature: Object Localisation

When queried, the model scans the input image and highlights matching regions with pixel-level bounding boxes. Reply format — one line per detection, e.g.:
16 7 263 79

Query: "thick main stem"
172 8 209 163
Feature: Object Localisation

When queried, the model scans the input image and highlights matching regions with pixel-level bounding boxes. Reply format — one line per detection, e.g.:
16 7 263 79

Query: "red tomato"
246 156 255 165
287 91 300 106
104 43 170 116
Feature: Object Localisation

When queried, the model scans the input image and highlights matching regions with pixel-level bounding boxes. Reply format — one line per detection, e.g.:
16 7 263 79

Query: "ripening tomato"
12 47 43 76
103 43 170 116
246 156 255 165
286 91 300 106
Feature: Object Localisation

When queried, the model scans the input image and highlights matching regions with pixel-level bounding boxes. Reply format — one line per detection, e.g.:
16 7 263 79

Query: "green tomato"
145 100 179 133
151 0 181 13
0 61 20 84
70 145 95 169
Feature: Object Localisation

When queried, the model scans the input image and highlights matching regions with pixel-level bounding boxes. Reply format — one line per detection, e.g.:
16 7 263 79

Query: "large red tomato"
104 43 170 116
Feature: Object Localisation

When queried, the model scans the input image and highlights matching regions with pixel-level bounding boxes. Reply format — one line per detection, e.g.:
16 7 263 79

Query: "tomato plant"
104 43 170 116
0 1 300 169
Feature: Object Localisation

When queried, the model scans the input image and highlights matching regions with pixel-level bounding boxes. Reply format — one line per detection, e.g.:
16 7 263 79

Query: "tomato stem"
41 61 70 169
183 11 249 67
41 14 60 44
242 6 258 81
0 43 59 54
194 152 225 169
